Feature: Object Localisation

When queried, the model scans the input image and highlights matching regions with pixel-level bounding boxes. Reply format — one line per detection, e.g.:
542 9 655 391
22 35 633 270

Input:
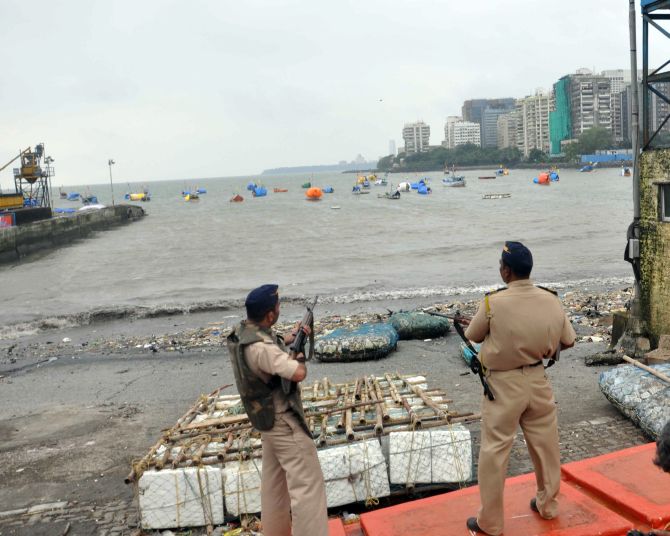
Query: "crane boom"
0 148 30 174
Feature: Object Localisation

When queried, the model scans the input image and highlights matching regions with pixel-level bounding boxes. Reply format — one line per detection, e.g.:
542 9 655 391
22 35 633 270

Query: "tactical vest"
227 321 310 435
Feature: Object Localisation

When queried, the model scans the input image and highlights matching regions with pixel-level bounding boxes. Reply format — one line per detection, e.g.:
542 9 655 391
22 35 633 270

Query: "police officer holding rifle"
227 284 328 536
456 242 576 535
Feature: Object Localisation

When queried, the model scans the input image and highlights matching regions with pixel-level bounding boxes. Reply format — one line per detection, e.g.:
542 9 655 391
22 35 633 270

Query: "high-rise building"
442 116 462 148
515 90 552 157
497 111 519 149
402 121 430 154
443 119 481 148
601 69 631 95
549 70 613 154
462 98 515 148
388 140 396 156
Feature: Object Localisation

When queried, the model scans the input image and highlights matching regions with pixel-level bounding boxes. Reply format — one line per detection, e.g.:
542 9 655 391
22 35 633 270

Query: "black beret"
501 241 533 274
245 284 279 318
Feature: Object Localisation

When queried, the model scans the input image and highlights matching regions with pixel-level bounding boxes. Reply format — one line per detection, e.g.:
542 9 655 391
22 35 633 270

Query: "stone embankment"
0 204 145 263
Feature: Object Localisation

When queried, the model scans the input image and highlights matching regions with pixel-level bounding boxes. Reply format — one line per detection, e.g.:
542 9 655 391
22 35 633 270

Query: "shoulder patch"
485 287 507 296
536 285 558 296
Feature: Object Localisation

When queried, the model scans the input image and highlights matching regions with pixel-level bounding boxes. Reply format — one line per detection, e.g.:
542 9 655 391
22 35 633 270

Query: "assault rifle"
282 296 318 395
427 310 495 401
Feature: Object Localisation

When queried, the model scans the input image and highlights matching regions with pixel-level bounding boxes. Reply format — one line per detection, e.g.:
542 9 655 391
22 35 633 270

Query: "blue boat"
196 188 207 194
579 164 594 172
252 186 267 197
323 186 334 193
247 182 257 191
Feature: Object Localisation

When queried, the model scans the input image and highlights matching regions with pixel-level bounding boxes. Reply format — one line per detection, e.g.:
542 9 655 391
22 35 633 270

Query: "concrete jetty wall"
639 149 670 342
0 204 145 263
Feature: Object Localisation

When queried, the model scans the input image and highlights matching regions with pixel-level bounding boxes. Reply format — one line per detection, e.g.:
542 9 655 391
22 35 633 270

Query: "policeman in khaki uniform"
227 284 328 536
463 242 576 536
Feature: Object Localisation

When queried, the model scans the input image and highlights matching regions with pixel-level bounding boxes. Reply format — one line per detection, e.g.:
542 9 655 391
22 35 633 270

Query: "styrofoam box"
138 466 224 529
318 439 390 508
431 427 472 483
223 459 263 516
389 431 432 485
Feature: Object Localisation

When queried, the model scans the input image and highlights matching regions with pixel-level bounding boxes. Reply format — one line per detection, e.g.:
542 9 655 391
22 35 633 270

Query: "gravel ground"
0 287 650 536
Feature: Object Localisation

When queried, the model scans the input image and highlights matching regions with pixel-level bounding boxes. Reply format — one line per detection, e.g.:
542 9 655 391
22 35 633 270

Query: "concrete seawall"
0 204 146 264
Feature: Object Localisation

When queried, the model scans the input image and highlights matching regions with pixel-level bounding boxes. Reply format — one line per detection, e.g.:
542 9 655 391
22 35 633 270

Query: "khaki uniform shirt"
464 279 577 371
244 329 299 413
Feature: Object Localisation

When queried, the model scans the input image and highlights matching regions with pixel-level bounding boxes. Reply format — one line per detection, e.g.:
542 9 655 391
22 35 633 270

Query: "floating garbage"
129 373 478 530
389 312 450 340
599 362 670 439
314 323 399 362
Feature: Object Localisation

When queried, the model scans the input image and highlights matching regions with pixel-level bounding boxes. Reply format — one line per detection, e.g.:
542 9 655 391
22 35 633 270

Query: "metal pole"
630 0 641 223
108 159 115 206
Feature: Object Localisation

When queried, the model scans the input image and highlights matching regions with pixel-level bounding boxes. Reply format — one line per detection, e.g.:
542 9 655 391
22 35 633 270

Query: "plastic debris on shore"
129 373 478 530
314 323 399 362
599 363 670 439
389 312 451 340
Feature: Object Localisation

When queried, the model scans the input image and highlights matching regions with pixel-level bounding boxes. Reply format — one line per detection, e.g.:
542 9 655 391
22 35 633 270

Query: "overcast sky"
0 0 663 186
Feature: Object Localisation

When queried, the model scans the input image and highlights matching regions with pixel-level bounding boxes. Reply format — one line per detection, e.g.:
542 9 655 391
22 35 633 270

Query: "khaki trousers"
476 364 561 535
260 412 329 536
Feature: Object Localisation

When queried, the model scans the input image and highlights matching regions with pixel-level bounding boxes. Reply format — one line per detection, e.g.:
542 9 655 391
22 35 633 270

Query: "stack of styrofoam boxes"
223 459 263 517
318 439 391 507
138 465 224 529
389 425 472 485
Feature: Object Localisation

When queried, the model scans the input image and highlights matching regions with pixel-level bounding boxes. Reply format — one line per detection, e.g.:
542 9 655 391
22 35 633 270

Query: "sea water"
0 167 633 338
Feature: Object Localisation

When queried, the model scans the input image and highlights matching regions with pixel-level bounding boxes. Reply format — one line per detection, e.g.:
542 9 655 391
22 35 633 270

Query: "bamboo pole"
345 380 355 440
359 378 369 424
384 373 403 405
402 397 421 429
337 384 348 429
398 374 448 419
623 355 670 384
373 377 390 421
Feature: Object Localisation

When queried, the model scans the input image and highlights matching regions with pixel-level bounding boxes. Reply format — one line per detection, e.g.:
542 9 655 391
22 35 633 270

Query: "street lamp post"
108 159 115 206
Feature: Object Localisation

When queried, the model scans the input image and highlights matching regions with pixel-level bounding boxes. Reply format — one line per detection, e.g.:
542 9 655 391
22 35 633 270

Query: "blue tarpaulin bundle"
314 323 399 362
253 186 267 197
389 311 450 340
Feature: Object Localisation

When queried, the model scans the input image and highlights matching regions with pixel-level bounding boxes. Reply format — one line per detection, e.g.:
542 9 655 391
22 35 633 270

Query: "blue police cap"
501 241 533 274
245 284 279 318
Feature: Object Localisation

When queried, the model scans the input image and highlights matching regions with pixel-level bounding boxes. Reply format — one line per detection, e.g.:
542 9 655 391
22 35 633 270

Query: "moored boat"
478 176 496 180
442 176 466 187
230 194 244 202
273 188 288 193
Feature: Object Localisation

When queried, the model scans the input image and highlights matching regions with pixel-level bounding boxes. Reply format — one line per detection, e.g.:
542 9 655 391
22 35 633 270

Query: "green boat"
302 182 311 188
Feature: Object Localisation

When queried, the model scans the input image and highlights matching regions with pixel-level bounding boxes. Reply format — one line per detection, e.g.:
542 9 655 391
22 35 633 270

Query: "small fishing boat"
230 194 244 203
59 187 67 199
374 178 388 186
273 188 288 193
127 192 151 202
322 186 334 193
442 176 466 187
66 192 80 201
483 193 511 199
579 164 596 172
495 167 510 176
196 188 207 194
378 190 401 199
301 182 311 189
81 194 99 205
184 192 200 202
478 176 496 180
621 166 632 177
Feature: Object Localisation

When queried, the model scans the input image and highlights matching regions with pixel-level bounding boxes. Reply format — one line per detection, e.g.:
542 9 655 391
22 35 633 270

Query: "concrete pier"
0 204 145 263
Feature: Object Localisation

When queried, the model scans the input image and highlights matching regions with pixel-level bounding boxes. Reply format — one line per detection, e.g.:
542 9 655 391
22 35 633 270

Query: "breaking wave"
0 275 633 340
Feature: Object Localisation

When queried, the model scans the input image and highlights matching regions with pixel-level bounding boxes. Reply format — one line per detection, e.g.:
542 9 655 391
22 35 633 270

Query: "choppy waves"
0 275 633 340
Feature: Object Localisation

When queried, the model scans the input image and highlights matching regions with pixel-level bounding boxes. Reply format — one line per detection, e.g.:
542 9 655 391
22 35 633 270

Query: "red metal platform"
562 442 670 530
327 443 670 535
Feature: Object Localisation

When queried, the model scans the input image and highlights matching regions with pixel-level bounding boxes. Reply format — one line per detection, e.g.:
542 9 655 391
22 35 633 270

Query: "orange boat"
230 194 244 202
305 187 323 200
273 188 288 193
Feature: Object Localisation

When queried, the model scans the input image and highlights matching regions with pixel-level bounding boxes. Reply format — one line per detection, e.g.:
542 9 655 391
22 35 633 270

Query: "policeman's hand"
457 317 471 326
292 352 306 363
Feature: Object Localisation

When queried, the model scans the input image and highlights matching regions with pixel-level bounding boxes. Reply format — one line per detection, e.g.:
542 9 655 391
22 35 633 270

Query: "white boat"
442 176 466 187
